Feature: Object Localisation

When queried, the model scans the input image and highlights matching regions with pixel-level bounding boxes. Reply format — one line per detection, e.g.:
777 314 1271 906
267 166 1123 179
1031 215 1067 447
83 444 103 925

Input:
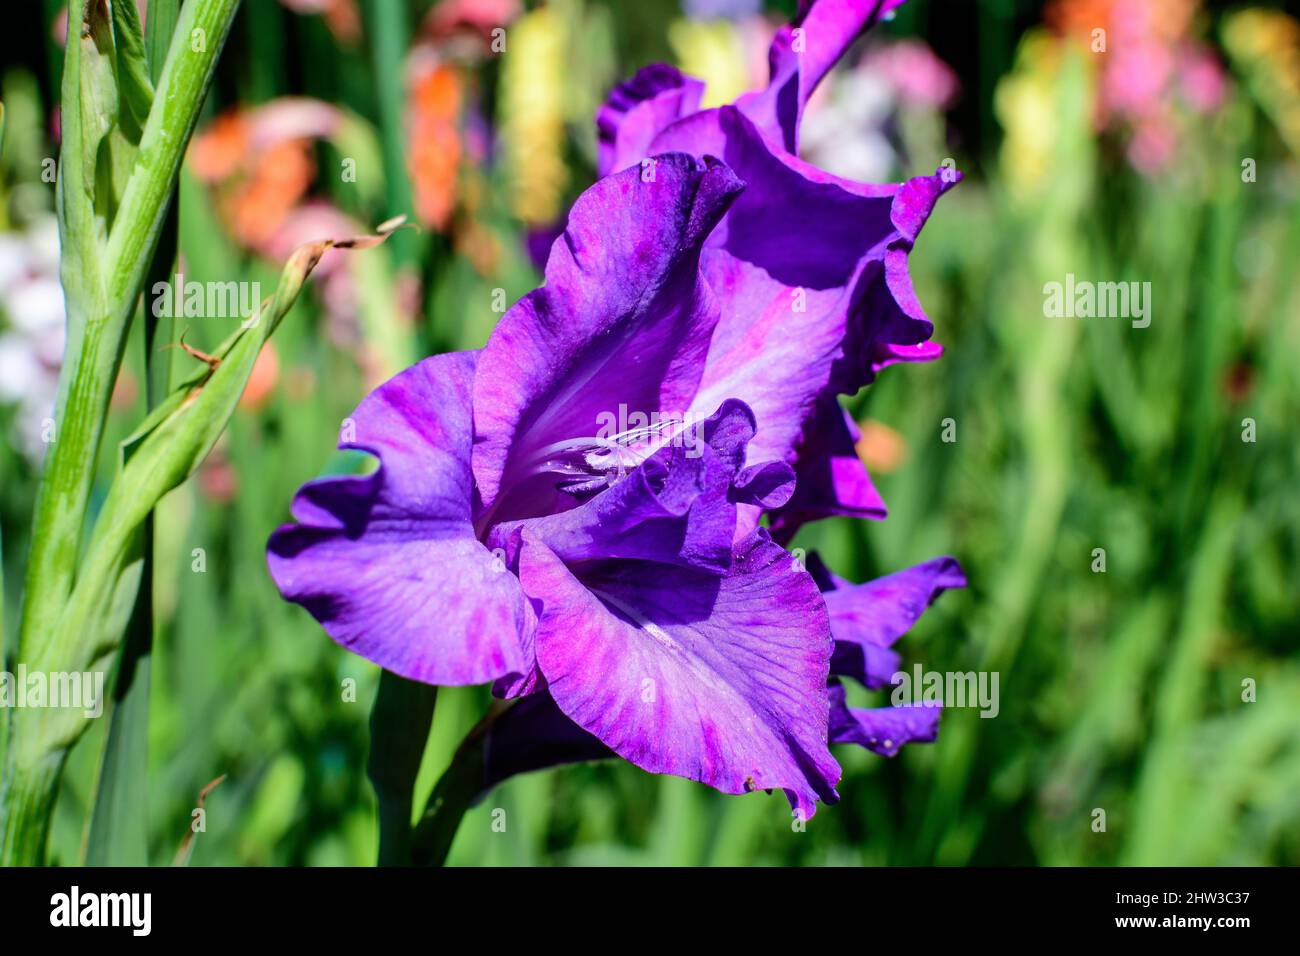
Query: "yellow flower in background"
668 18 749 109
995 31 1067 201
1223 9 1300 159
996 30 1097 212
499 6 569 225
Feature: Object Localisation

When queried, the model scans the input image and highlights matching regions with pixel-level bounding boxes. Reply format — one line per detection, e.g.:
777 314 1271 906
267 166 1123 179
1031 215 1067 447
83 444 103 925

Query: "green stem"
3 0 242 868
0 751 64 867
362 0 418 269
83 1 182 866
18 0 241 668
410 705 509 867
367 671 437 867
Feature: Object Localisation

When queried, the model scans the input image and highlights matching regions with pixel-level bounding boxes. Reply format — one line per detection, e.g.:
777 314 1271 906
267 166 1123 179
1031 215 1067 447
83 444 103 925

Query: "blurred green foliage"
1 0 1297 865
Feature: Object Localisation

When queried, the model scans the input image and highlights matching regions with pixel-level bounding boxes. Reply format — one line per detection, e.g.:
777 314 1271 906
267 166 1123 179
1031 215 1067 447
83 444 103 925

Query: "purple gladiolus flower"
597 0 959 539
268 0 964 818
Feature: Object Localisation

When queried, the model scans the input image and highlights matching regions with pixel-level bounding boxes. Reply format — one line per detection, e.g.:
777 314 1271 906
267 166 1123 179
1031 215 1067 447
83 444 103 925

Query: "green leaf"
367 671 437 866
18 222 404 766
144 0 181 84
77 0 121 213
2 0 246 869
84 534 149 867
18 0 241 689
110 0 155 136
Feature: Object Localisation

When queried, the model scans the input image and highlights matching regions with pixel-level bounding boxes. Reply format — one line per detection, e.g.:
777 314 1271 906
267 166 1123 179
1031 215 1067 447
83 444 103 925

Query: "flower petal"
481 693 613 793
524 529 840 815
472 154 745 515
828 681 940 756
652 107 955 473
817 555 966 687
596 63 706 176
769 394 886 544
267 351 531 685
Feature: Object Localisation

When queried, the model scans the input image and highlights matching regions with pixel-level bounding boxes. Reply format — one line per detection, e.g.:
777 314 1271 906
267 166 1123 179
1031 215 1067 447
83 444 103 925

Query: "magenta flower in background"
269 0 963 816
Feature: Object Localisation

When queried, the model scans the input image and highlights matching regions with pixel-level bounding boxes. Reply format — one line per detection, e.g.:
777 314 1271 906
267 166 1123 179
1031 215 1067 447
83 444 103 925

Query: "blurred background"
2 0 1299 866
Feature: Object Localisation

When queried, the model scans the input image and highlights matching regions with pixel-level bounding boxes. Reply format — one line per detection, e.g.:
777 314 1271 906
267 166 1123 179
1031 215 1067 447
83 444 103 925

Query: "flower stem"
0 749 64 867
2 0 242 867
367 671 437 867
19 0 241 668
410 704 510 866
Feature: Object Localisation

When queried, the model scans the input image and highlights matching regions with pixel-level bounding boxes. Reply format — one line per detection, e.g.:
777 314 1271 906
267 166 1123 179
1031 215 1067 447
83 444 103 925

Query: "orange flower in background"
188 112 251 183
403 0 521 234
406 56 464 232
1048 0 1195 46
190 100 340 248
238 342 282 412
855 419 908 475
230 139 317 248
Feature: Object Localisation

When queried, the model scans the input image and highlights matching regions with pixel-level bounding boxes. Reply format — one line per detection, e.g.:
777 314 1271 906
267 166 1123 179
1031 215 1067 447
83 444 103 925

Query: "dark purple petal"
522 529 840 816
481 693 613 793
472 154 744 516
267 352 532 685
487 399 766 575
651 107 955 474
596 64 706 176
731 459 796 509
820 556 966 687
769 394 886 544
828 681 940 756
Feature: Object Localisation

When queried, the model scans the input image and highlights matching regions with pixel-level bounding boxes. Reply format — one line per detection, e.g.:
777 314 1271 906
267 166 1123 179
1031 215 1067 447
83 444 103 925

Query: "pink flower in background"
872 39 960 109
1047 0 1227 174
425 0 521 38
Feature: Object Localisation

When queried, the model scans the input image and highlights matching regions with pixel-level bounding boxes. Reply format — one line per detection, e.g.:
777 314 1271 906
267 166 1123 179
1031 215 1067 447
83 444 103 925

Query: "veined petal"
597 63 706 177
769 395 886 544
267 351 531 685
524 529 840 816
816 555 966 687
828 681 940 756
488 399 764 575
655 107 956 471
481 693 613 794
472 154 744 515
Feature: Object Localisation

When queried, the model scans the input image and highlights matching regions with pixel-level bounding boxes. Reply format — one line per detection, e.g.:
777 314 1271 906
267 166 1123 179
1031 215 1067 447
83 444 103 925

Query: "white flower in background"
801 67 899 183
0 215 65 462
802 39 960 183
